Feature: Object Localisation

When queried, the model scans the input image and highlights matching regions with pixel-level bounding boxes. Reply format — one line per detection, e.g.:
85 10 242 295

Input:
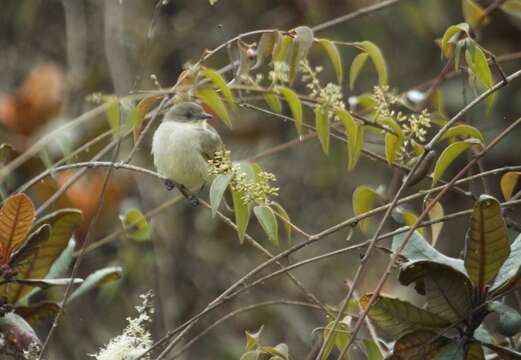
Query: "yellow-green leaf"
254 205 279 246
427 200 444 247
440 23 469 58
462 0 490 29
272 34 292 63
336 109 361 170
209 174 232 217
501 0 521 19
439 124 485 144
500 171 521 201
432 140 475 185
133 95 161 143
465 41 495 112
349 52 369 90
69 266 123 302
196 86 231 127
271 201 292 243
121 208 151 241
317 38 343 84
354 41 388 86
105 100 120 136
393 331 451 359
315 107 330 155
392 207 426 237
352 185 380 234
245 325 263 350
277 86 302 135
362 339 383 360
288 26 314 84
0 193 35 259
202 68 236 111
465 195 510 290
263 92 282 113
232 189 251 244
322 321 350 360
253 32 277 69
380 117 404 166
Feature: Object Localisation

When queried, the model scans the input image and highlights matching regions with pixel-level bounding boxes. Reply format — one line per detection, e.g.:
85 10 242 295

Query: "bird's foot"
187 195 200 207
178 184 200 207
164 179 176 191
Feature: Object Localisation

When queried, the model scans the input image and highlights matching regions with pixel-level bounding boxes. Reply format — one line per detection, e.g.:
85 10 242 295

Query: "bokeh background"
1 0 521 358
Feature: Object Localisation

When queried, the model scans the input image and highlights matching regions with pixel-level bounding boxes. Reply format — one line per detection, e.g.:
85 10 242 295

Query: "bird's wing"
197 122 224 160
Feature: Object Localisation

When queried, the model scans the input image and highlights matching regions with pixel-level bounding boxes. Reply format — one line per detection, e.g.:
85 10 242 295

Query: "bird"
151 102 223 205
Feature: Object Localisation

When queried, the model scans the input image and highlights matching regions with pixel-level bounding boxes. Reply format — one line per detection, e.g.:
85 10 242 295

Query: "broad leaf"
335 109 361 170
439 124 484 144
68 266 123 302
381 117 403 166
322 320 350 360
501 0 521 19
253 32 277 69
432 140 476 184
288 26 314 84
352 185 380 234
264 93 282 114
133 95 160 143
362 339 383 360
317 38 343 84
272 34 292 62
433 342 464 360
271 202 292 243
46 238 76 279
354 41 388 86
232 189 251 244
209 174 231 217
196 86 231 127
315 107 330 155
488 301 521 337
492 233 521 295
440 23 469 58
0 193 35 262
202 68 236 111
253 205 279 246
240 351 260 360
105 99 120 136
393 330 450 360
465 41 495 112
462 0 490 29
360 293 451 338
121 208 151 241
15 302 60 324
500 171 521 201
277 86 302 135
349 52 369 90
465 195 510 290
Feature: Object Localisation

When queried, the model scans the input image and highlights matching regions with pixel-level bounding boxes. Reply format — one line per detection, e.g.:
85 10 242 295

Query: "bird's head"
164 102 213 123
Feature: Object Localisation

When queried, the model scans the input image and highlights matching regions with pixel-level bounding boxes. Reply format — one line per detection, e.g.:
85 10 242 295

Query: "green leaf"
46 238 76 279
354 41 388 86
272 34 292 63
433 342 464 360
501 0 521 19
69 266 123 302
288 26 314 84
245 325 263 350
360 293 451 338
317 38 343 84
465 195 510 290
465 41 495 112
349 52 369 90
240 351 260 360
121 208 151 241
232 189 251 244
439 124 485 144
209 174 231 217
482 343 521 359
352 185 380 234
196 86 231 127
492 233 521 295
271 202 292 243
322 321 350 360
381 117 404 166
440 23 469 58
488 301 521 337
392 207 426 237
254 205 279 246
277 86 303 135
336 109 362 171
399 261 472 322
105 100 120 136
432 140 476 185
315 107 330 155
264 93 282 113
362 339 383 360
462 0 490 29
253 32 277 69
393 330 451 360
501 172 521 201
202 68 236 111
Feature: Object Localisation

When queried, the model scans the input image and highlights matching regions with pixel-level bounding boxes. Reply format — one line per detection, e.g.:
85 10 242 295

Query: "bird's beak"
202 112 213 120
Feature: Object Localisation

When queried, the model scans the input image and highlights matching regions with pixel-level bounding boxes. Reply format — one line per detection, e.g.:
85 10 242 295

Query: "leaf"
392 207 426 237
433 342 465 360
439 124 485 144
272 34 292 63
209 174 231 217
462 0 490 29
232 189 251 244
349 52 369 90
362 339 383 360
253 206 279 246
264 93 282 113
196 86 231 127
501 0 521 20
440 23 469 58
465 195 510 290
336 109 362 170
392 231 466 275
46 238 76 279
315 107 330 155
381 117 404 166
202 68 236 110
352 185 380 234
354 41 388 86
322 321 350 360
0 193 35 261
277 86 302 135
236 40 253 82
240 351 260 360
465 342 484 360
253 32 277 69
0 312 41 352
271 202 292 243
392 330 451 360
68 266 123 302
121 208 151 241
317 38 343 84
399 261 472 322
428 201 444 246
432 140 475 185
15 277 83 288
488 301 521 337
15 302 60 324
492 233 521 295
245 325 263 350
360 293 451 338
132 95 161 143
105 99 120 136
501 171 521 201
288 26 314 84
482 343 521 359
465 41 495 112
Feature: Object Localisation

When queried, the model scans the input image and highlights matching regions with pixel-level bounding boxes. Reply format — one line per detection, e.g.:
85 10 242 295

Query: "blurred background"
1 0 521 358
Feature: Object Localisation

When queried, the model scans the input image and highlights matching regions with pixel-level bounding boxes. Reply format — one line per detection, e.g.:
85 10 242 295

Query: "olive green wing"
198 122 224 160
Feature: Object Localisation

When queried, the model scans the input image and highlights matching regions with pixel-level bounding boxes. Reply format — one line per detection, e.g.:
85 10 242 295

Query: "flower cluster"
208 150 279 206
92 291 154 360
268 61 289 85
301 60 345 110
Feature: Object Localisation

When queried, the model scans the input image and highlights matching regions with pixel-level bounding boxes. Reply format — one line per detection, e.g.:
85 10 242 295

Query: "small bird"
151 102 223 205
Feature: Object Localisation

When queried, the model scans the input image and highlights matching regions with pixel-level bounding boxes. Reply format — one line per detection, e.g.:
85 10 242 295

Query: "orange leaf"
0 193 35 262
133 95 161 143
500 171 521 201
